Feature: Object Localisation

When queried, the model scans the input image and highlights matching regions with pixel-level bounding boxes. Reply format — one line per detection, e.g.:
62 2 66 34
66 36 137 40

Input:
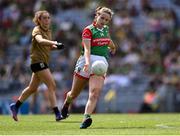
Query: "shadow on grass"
60 120 81 123
91 126 146 129
46 120 81 123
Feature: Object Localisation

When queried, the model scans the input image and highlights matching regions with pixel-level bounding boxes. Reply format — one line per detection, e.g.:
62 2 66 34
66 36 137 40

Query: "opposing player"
9 10 64 121
60 7 116 128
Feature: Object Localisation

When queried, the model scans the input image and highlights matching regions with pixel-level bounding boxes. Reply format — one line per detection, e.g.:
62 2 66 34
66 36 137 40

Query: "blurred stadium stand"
1 0 180 114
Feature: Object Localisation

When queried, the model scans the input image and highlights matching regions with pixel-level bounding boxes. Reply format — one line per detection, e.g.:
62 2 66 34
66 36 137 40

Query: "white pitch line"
156 124 174 128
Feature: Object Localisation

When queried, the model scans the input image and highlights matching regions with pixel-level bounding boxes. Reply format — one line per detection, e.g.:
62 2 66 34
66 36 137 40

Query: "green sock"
63 96 72 107
84 114 91 119
66 96 72 104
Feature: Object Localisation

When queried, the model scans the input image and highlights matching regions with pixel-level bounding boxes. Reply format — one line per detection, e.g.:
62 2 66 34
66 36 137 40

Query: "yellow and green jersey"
81 23 111 59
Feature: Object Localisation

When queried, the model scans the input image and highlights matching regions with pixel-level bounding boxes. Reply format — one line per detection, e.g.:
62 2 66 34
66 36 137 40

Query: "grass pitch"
0 113 180 135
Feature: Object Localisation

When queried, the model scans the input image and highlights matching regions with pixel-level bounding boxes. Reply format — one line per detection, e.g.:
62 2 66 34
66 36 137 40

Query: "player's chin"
101 23 104 26
44 24 50 27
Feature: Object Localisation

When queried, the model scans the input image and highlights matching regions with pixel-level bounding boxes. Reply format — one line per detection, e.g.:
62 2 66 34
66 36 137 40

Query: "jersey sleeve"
32 27 41 38
82 28 92 40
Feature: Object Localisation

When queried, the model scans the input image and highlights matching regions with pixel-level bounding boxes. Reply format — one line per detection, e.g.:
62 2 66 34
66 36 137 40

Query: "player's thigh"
28 73 41 90
37 68 55 87
70 75 88 96
89 75 104 92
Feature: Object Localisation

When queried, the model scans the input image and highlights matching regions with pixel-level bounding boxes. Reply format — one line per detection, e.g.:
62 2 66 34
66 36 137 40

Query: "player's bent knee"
90 92 100 101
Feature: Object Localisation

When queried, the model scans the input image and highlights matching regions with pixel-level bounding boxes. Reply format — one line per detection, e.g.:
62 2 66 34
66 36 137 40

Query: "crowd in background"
1 0 180 114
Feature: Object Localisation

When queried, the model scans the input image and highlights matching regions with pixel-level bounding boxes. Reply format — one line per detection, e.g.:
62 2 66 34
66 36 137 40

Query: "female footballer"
10 10 64 121
60 7 116 128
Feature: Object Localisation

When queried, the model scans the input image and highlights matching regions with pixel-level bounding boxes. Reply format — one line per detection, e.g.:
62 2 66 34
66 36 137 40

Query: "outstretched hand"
56 42 65 50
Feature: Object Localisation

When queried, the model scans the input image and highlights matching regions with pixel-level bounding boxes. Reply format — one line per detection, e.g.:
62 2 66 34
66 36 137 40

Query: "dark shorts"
30 62 48 73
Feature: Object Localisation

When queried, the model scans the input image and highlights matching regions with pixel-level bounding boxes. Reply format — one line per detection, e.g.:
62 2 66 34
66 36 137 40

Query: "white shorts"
74 55 108 79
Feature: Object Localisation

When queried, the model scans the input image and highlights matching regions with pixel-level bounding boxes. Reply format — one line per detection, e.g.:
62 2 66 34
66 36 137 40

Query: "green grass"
0 114 180 135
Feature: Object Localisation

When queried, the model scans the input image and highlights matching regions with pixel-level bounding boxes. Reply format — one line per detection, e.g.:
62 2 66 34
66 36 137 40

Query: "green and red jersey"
81 23 111 59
